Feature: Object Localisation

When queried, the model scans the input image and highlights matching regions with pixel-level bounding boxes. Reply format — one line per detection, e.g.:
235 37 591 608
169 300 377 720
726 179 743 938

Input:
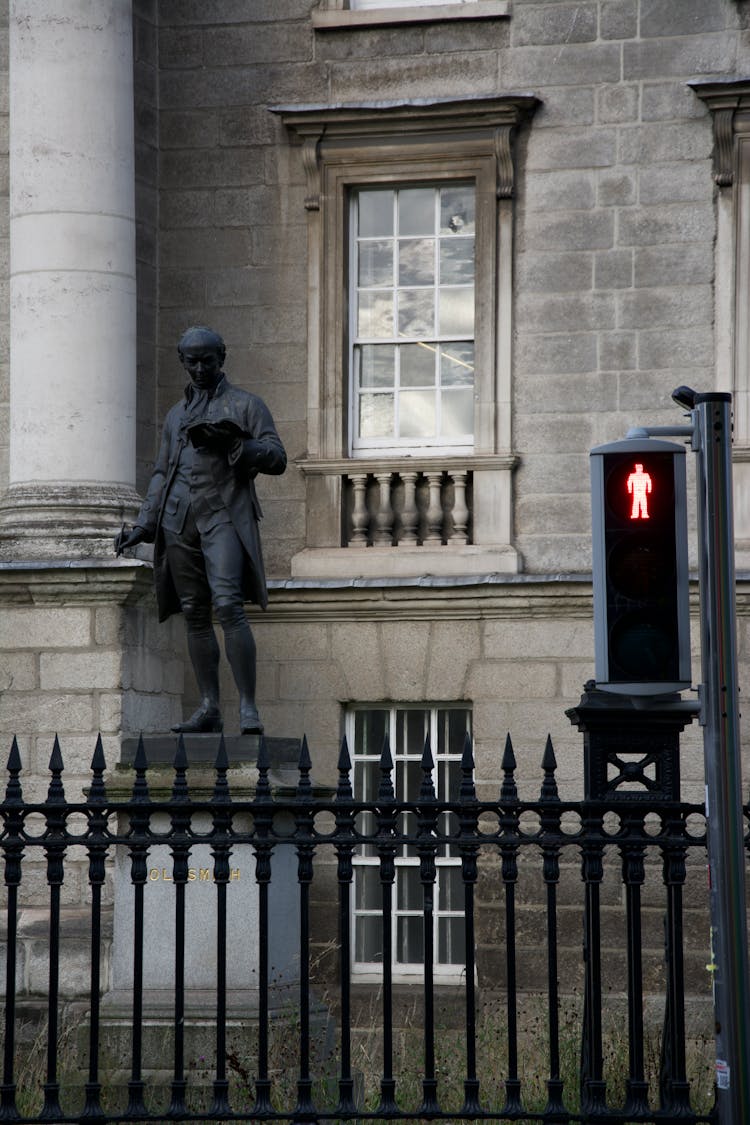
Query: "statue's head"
177 325 226 365
177 326 226 389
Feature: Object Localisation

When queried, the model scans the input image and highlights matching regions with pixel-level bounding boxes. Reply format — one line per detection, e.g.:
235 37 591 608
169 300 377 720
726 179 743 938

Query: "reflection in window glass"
351 183 475 452
359 344 395 388
359 393 394 439
438 287 474 336
401 390 436 438
350 704 472 975
442 388 474 437
441 343 474 387
399 238 435 286
358 189 393 238
398 187 434 235
359 240 393 287
400 343 436 387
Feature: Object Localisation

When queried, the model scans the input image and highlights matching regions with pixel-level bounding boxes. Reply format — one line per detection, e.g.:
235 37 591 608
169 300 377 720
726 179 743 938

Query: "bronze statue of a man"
115 326 286 734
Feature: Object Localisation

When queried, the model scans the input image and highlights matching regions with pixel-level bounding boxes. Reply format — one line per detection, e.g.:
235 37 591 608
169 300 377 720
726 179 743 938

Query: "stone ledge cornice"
258 574 594 622
297 454 519 475
0 559 154 606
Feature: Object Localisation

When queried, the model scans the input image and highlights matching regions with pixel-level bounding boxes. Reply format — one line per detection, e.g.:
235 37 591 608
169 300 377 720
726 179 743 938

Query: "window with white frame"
349 704 472 976
312 0 510 27
351 183 476 456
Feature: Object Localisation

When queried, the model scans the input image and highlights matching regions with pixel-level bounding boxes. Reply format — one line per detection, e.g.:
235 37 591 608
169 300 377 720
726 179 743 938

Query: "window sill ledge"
290 544 520 580
312 2 510 30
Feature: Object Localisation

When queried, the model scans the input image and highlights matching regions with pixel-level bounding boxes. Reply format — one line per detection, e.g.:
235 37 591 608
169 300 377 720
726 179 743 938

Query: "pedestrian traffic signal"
590 438 691 696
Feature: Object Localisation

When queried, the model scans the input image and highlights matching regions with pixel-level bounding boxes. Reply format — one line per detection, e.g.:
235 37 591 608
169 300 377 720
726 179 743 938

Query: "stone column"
0 0 140 558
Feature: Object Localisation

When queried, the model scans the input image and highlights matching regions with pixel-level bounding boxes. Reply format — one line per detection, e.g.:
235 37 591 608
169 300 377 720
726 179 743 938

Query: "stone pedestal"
103 736 303 1019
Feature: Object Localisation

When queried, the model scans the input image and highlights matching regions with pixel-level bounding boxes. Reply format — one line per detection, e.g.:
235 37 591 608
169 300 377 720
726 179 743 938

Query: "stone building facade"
0 0 749 1005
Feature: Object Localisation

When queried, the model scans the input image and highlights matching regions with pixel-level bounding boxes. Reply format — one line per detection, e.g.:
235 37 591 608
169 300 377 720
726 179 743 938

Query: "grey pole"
680 389 750 1121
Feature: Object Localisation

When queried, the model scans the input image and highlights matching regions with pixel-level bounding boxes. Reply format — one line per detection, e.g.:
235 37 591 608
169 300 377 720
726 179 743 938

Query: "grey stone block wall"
0 5 8 497
150 0 743 578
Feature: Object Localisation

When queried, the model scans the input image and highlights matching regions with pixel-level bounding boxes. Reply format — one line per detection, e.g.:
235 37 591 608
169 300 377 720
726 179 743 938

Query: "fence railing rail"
0 730 733 1124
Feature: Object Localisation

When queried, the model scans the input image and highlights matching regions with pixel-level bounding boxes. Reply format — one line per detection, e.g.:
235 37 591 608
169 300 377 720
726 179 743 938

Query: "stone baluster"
349 474 370 547
399 471 419 545
373 472 394 546
423 472 444 545
449 471 470 544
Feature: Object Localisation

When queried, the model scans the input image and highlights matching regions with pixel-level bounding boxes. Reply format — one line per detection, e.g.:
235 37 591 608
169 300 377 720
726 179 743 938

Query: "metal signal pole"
671 388 750 1122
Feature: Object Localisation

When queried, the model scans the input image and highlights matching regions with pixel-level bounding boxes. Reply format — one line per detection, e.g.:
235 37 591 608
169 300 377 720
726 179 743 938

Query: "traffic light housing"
590 438 691 696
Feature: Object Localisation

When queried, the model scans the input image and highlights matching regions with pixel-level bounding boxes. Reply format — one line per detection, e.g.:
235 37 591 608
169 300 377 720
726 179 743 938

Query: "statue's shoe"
171 706 223 734
240 705 264 735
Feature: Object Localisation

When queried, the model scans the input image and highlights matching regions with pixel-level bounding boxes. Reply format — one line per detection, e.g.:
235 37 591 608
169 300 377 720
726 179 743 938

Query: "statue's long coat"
134 376 287 622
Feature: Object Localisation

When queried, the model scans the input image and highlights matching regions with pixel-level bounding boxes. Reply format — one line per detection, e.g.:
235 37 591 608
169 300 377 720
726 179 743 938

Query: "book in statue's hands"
185 418 247 449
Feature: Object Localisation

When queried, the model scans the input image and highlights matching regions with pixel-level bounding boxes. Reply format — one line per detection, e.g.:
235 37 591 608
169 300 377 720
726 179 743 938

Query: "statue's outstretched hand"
114 524 148 556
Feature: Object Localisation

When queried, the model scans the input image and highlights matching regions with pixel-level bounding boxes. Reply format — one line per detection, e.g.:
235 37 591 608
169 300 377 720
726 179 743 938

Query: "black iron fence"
0 728 731 1124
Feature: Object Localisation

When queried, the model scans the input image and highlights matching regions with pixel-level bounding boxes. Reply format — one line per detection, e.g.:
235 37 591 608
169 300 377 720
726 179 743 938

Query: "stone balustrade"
343 465 472 548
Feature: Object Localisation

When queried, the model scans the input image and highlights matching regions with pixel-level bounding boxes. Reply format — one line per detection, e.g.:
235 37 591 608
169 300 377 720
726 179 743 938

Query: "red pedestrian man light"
627 462 652 520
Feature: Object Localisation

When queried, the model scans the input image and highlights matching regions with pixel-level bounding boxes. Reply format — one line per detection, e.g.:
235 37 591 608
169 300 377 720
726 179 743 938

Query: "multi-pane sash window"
350 704 471 976
350 184 476 455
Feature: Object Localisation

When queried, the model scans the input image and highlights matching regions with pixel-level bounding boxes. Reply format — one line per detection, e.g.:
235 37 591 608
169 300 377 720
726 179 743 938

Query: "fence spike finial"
131 733 150 804
297 734 313 797
213 733 231 803
460 731 476 802
88 734 108 805
46 735 66 804
172 734 190 801
420 733 436 801
500 732 517 802
336 734 353 800
5 736 23 804
378 733 394 800
540 734 559 802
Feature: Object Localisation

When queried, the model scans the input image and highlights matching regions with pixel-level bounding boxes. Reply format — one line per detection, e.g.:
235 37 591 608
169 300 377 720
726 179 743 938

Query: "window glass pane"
440 343 474 387
438 287 474 336
399 238 435 286
402 709 428 757
397 866 422 910
398 289 434 337
441 388 474 437
352 704 472 973
398 187 433 235
359 240 393 287
356 915 383 963
440 185 476 236
397 916 423 964
355 709 389 756
400 343 436 387
356 866 382 911
358 190 393 237
359 393 394 439
401 390 436 438
438 865 464 911
354 760 380 801
446 708 470 754
438 917 466 965
440 237 474 285
446 759 462 803
358 344 395 388
358 291 393 337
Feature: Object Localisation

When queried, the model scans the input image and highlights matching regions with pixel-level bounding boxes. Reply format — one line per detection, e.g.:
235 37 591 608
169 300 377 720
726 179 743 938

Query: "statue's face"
180 345 223 390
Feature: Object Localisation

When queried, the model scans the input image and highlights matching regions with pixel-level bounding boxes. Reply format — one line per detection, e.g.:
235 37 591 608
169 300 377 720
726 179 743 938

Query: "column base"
0 481 141 560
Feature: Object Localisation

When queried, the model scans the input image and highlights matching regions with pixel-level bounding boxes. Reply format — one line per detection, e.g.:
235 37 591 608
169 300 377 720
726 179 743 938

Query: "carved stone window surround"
272 96 538 580
691 80 750 564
